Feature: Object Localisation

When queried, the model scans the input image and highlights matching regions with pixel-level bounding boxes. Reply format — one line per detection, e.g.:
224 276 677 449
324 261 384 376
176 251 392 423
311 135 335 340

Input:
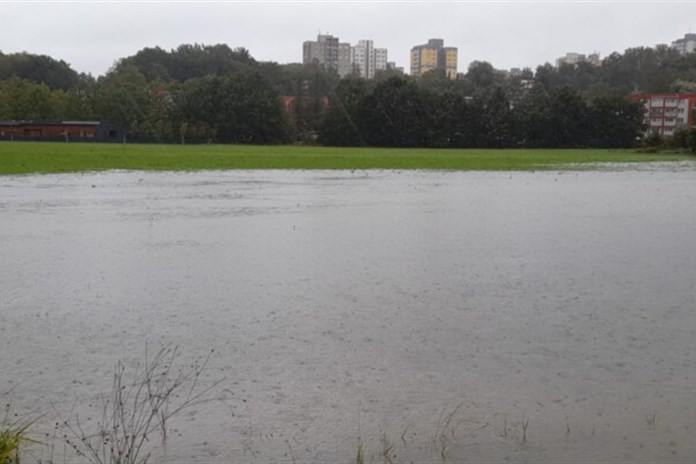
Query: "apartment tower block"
303 34 352 77
352 40 388 79
410 39 457 79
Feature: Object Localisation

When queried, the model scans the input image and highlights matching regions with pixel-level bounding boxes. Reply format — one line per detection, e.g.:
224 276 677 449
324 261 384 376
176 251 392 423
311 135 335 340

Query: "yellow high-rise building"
410 39 458 79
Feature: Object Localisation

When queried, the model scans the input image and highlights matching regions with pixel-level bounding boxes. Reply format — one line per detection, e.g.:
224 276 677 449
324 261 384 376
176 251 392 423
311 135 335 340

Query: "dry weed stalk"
59 345 223 464
433 403 464 462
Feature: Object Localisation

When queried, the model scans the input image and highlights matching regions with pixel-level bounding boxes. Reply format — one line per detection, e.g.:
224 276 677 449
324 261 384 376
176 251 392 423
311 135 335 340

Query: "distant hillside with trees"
1 43 696 149
0 51 82 90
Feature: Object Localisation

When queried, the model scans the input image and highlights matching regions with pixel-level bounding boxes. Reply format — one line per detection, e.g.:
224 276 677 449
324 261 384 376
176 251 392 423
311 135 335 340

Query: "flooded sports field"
2 166 696 463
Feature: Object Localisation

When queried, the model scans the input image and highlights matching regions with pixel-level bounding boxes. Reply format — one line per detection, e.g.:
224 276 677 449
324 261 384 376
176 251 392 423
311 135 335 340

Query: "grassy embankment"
0 141 692 174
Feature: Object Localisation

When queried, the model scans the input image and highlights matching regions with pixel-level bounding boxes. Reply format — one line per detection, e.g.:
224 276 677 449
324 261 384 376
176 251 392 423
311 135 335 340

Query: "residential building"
556 52 601 67
439 47 458 79
386 62 404 73
410 39 458 79
587 53 602 66
670 33 696 55
351 40 372 78
374 47 388 76
556 52 585 67
629 93 696 137
303 34 352 77
338 43 352 77
351 40 388 79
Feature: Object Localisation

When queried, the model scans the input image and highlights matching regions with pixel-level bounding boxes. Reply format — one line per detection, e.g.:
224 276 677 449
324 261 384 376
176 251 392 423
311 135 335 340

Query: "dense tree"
600 47 680 94
0 77 63 119
51 74 99 120
317 75 647 149
588 96 645 148
318 77 369 146
475 87 514 147
531 45 696 98
512 86 554 147
418 69 453 93
466 61 498 89
1 42 691 148
689 128 696 153
513 86 593 147
672 79 696 93
176 72 287 144
359 76 428 147
91 65 152 130
534 63 563 91
116 44 257 82
286 63 339 140
546 87 590 147
118 46 173 81
0 52 80 90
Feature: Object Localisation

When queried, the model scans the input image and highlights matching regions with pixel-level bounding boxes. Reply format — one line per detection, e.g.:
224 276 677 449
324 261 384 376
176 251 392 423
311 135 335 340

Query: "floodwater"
1 166 696 463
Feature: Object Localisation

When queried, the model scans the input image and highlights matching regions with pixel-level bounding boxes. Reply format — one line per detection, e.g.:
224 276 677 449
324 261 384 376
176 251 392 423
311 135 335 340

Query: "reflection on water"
2 167 696 463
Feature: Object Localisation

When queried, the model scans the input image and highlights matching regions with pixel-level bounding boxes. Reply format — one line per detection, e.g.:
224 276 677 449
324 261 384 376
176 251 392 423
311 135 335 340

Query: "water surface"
2 167 696 463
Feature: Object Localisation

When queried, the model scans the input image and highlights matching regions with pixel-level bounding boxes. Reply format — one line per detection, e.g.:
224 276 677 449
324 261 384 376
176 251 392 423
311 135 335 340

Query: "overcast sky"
1 1 695 77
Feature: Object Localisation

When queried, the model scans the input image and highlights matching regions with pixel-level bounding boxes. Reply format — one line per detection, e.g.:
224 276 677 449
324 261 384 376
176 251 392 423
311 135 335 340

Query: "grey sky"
1 1 695 77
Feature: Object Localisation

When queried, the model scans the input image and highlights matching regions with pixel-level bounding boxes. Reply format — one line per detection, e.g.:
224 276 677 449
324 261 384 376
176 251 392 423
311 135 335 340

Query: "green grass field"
0 142 692 174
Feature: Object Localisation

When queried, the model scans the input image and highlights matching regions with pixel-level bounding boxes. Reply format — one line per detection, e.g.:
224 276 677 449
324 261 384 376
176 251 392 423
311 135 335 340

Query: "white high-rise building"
338 43 352 77
374 48 388 75
351 40 388 79
671 33 696 55
351 40 372 78
555 52 601 68
556 52 586 67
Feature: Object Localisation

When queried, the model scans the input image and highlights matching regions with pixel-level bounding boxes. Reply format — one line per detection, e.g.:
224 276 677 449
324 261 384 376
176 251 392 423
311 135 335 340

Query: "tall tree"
588 96 645 148
359 76 427 147
0 77 60 119
0 52 80 90
92 65 152 130
318 77 369 146
117 44 258 82
547 87 591 147
176 72 287 144
511 85 554 147
466 61 498 89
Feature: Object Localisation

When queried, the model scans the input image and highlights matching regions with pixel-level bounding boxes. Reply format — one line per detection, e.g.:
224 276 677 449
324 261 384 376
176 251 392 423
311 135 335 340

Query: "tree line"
1 43 696 148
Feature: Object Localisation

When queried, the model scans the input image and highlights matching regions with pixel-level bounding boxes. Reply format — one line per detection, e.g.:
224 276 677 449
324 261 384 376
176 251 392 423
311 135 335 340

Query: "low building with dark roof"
0 120 124 141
